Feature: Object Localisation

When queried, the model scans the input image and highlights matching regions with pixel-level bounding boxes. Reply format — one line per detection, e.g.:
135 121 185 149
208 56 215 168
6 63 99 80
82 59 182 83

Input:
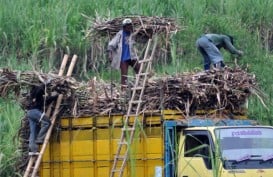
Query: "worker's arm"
223 36 243 56
108 32 122 51
107 32 122 61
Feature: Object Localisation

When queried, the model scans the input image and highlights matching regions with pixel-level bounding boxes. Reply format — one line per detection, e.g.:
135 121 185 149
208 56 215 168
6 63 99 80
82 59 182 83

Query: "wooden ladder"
110 36 157 177
23 54 78 177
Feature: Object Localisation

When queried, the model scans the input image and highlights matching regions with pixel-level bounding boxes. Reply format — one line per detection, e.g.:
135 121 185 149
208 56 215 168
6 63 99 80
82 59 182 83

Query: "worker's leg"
196 37 212 70
120 61 129 90
36 115 51 144
26 109 40 152
197 36 223 68
197 46 211 70
202 43 223 65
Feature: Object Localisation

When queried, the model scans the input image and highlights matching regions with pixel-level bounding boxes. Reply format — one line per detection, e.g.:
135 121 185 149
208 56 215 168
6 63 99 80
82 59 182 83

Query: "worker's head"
122 18 133 32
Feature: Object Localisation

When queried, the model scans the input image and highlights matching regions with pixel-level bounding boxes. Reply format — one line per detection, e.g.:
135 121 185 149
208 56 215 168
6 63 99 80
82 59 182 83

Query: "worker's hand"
237 50 244 57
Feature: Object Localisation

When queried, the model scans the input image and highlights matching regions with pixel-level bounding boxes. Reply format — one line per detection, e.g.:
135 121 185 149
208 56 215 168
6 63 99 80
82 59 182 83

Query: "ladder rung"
115 155 126 159
127 114 139 117
129 100 142 104
28 152 40 156
139 59 152 63
122 127 135 131
111 169 122 173
131 86 144 90
118 141 128 145
137 73 148 76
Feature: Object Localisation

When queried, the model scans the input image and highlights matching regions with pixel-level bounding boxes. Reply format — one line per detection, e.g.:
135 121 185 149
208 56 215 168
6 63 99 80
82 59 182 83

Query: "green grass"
1 0 273 175
0 98 23 177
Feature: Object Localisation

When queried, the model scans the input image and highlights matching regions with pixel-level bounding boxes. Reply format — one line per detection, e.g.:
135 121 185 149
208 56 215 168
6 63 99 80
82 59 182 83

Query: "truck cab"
175 120 273 177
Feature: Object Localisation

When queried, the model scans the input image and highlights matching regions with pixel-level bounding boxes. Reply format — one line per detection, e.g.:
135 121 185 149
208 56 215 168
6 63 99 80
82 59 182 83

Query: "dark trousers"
27 109 51 152
120 59 140 89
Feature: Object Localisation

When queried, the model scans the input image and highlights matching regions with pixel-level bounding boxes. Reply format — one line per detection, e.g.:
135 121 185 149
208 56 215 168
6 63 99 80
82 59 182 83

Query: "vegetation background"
1 0 273 176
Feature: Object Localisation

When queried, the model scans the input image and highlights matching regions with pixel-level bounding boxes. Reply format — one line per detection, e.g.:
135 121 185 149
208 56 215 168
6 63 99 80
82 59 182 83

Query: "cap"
122 18 132 26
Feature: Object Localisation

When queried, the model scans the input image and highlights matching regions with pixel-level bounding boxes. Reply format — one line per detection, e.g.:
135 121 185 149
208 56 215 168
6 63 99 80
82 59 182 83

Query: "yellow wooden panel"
72 129 94 140
131 137 144 159
60 143 70 161
128 116 143 125
111 127 122 138
61 118 69 127
96 140 111 160
42 142 51 161
72 141 93 160
145 126 162 137
40 168 49 177
72 117 93 127
145 115 161 125
111 115 123 127
147 138 163 158
96 116 111 127
97 166 110 177
147 160 164 177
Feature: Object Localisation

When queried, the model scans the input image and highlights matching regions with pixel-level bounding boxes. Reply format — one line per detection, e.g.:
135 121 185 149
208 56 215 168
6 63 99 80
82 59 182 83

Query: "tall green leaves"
0 99 23 176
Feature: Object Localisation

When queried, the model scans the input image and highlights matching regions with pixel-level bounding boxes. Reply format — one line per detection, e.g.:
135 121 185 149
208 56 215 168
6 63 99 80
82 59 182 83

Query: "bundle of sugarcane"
0 68 78 109
61 67 261 117
0 66 262 117
139 67 259 115
63 77 124 116
85 15 180 40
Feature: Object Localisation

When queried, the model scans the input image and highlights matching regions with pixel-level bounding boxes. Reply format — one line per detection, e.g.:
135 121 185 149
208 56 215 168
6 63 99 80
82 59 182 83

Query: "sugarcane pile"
142 67 257 115
84 15 181 71
0 67 260 117
86 15 180 40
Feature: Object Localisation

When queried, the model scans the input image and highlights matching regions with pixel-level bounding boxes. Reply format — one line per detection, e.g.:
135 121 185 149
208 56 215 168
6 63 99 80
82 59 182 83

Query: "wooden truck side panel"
40 115 166 177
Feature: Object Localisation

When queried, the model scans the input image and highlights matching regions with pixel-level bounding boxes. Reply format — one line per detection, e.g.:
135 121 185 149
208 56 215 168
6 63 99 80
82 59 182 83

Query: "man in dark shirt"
196 33 244 70
26 83 58 154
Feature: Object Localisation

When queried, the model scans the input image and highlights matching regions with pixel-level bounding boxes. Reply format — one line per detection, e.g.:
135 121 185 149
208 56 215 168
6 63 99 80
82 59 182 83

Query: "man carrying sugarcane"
26 82 58 155
196 33 244 71
107 18 140 91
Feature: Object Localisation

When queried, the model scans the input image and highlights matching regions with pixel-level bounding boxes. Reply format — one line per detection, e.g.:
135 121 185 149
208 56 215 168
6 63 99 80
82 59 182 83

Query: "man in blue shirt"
108 18 140 90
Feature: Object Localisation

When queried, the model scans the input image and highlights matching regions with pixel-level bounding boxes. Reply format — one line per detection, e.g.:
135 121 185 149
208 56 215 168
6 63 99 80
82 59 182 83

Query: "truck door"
178 130 213 177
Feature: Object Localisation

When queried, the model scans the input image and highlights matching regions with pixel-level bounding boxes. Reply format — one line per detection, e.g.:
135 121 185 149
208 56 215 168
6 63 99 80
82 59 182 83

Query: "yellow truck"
40 111 273 177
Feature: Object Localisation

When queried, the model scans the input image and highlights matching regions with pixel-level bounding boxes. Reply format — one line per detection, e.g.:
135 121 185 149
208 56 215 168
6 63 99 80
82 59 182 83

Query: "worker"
26 82 58 155
196 33 244 71
107 18 140 90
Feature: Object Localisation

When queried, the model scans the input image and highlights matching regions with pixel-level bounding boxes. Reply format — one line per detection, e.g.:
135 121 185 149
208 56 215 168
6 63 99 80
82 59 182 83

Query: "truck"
39 110 273 177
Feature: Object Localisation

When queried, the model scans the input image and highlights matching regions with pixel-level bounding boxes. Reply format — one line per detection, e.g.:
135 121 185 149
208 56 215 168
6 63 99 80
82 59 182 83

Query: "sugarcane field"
2 1 273 177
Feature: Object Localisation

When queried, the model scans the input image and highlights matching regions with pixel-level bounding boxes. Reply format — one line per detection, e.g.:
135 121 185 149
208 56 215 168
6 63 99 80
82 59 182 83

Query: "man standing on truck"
196 33 244 71
107 18 140 90
26 82 58 155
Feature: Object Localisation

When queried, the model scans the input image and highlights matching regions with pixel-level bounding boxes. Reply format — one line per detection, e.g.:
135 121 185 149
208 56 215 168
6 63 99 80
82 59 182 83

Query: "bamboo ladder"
23 54 78 177
110 36 157 177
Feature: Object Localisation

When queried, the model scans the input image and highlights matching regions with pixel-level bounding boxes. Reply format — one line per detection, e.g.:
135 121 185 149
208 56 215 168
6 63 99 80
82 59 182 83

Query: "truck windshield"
215 127 273 169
